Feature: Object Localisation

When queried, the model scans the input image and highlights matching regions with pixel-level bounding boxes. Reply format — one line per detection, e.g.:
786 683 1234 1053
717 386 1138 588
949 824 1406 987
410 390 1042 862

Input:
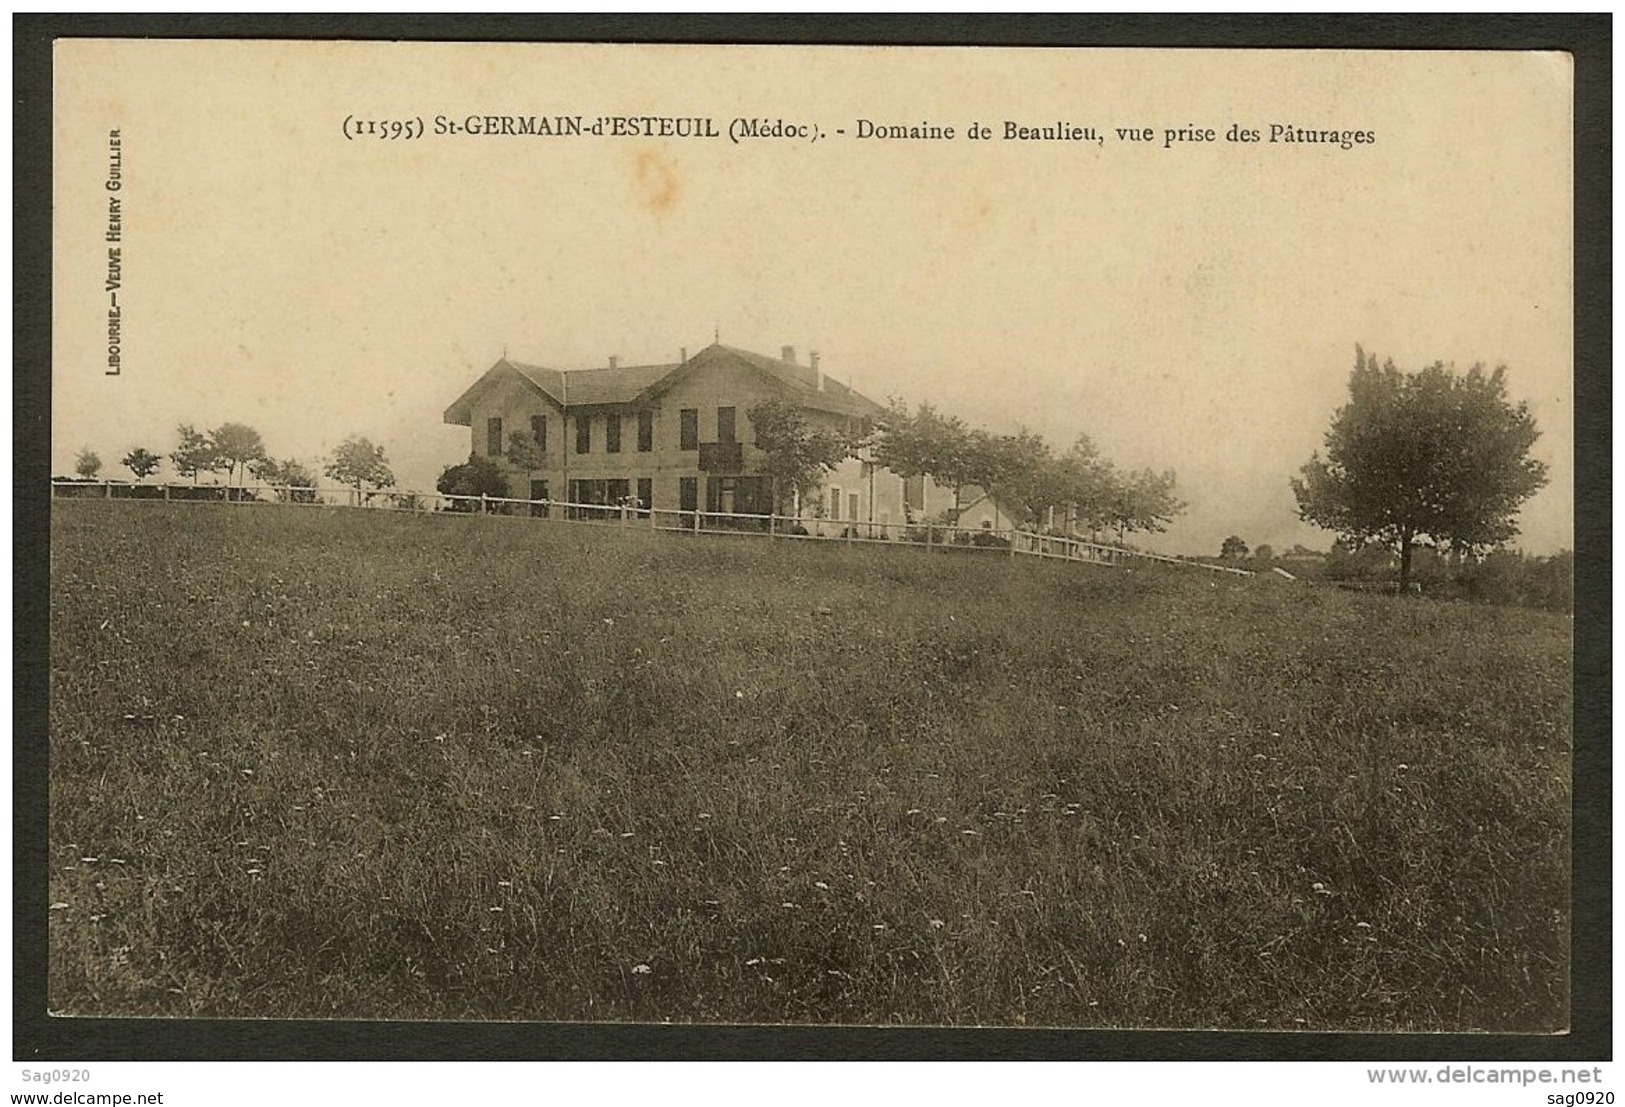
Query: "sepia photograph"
32 27 1588 1051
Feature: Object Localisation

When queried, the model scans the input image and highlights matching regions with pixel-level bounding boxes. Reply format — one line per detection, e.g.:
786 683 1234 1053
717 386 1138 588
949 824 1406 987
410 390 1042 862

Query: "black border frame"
13 13 1610 1062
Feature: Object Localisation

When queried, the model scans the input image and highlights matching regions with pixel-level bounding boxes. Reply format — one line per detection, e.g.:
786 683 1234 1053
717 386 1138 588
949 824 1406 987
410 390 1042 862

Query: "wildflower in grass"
928 919 945 929
631 963 651 974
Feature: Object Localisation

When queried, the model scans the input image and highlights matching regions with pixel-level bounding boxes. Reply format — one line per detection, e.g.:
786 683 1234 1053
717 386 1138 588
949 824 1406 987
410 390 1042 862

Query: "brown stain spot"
632 149 680 214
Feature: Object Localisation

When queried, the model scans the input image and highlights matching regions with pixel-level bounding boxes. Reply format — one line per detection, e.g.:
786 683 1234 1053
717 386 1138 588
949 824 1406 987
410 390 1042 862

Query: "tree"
250 456 318 503
746 399 858 514
1253 543 1275 563
170 424 216 483
970 428 1051 528
74 448 102 479
871 400 977 515
1033 436 1118 536
1103 467 1185 543
1221 535 1250 560
121 447 161 481
209 422 268 488
325 435 396 504
1292 347 1549 591
437 453 510 510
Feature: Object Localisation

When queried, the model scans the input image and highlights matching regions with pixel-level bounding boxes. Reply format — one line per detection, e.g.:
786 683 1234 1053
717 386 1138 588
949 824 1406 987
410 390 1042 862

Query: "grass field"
47 502 1572 1029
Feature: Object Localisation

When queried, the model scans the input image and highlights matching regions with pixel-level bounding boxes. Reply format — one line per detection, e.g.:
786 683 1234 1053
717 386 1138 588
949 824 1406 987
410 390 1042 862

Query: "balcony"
698 441 744 473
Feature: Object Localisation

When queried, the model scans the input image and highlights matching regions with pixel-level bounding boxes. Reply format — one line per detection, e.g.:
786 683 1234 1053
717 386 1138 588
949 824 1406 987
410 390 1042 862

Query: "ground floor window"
705 476 772 530
529 479 550 518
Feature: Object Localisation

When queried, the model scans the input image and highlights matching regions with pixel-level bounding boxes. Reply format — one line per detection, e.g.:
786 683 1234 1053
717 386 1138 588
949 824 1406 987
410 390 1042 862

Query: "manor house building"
444 342 962 532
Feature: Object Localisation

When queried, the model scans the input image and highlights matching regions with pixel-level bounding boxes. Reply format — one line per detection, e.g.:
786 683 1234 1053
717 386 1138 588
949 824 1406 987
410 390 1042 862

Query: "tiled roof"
445 343 885 426
709 345 884 418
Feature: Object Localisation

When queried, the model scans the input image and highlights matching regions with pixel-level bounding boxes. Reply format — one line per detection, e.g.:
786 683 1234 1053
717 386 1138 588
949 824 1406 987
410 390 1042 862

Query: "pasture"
47 502 1572 1029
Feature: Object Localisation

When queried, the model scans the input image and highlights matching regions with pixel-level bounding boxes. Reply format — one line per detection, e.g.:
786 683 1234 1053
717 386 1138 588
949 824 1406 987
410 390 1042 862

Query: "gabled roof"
444 343 885 426
443 357 677 425
635 344 885 419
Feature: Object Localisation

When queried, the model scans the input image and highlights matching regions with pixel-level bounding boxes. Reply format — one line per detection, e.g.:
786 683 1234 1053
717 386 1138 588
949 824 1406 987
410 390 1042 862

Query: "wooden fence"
50 478 1255 578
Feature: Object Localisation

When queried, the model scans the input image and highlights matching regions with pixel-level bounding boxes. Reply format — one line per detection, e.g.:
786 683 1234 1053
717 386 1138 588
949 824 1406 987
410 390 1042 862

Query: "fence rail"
50 478 1255 577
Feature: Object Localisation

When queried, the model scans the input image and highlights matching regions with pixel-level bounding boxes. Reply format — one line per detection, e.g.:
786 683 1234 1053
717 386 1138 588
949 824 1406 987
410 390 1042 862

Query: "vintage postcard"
44 37 1576 1040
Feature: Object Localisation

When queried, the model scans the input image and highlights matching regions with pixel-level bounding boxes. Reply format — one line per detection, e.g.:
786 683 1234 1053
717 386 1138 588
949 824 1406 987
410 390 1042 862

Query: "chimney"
608 355 619 369
811 350 823 391
782 345 796 364
680 346 688 363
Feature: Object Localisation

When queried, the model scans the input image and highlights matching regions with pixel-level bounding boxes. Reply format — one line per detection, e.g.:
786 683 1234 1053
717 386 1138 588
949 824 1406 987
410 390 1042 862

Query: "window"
575 415 591 454
606 414 622 454
637 409 654 452
829 486 841 520
848 492 860 523
637 477 652 511
487 417 503 456
607 478 631 505
531 414 547 454
680 408 699 450
679 476 698 512
717 406 736 444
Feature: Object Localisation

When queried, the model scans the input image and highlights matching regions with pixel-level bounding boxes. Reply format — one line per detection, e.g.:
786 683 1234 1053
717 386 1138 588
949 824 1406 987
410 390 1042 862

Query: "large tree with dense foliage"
436 453 510 510
73 448 101 479
1292 348 1549 591
746 399 859 514
1102 467 1184 544
871 400 979 513
169 424 216 483
325 435 396 503
121 447 161 481
208 422 268 488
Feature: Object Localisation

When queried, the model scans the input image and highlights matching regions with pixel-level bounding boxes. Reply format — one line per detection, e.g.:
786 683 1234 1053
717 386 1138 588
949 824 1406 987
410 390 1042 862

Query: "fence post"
480 493 488 515
163 483 171 502
104 480 112 500
693 508 701 536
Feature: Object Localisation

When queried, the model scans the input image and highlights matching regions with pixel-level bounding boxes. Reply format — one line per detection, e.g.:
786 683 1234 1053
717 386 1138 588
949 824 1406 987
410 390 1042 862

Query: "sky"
51 42 1575 556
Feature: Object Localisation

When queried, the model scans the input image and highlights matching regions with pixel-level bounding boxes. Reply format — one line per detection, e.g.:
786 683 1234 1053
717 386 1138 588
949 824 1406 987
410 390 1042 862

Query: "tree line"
741 398 1185 542
68 423 396 503
866 400 1184 542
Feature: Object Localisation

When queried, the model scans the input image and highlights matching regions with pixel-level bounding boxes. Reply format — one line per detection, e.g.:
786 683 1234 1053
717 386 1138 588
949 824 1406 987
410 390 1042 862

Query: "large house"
444 342 963 532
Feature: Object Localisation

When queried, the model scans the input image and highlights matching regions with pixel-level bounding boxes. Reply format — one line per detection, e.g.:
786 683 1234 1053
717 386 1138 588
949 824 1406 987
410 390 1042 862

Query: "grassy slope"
47 503 1571 1029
